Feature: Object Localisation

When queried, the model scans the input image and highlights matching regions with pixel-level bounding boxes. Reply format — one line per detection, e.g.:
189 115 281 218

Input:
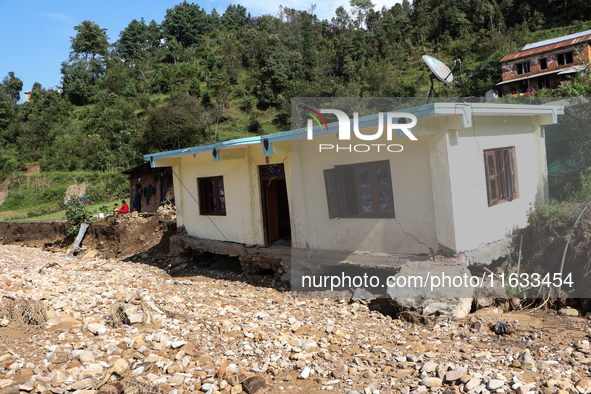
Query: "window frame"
484 147 517 207
540 58 548 70
557 52 569 66
324 160 395 219
197 176 226 216
515 61 530 75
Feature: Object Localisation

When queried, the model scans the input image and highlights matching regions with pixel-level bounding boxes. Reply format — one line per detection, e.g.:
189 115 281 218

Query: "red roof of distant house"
500 32 591 62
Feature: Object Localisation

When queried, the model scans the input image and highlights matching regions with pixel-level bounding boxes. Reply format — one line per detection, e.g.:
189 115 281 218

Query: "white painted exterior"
148 103 561 258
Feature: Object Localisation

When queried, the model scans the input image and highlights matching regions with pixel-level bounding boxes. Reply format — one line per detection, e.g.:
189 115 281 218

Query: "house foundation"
169 234 291 282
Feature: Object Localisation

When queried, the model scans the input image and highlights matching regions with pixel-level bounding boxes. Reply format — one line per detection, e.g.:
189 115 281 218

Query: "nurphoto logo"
304 108 418 153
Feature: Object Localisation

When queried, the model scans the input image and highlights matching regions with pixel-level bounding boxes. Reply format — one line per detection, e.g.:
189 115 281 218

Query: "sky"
1 0 401 97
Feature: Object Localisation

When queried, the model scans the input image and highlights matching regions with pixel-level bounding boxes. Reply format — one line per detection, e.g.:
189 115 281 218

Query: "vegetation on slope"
0 0 590 181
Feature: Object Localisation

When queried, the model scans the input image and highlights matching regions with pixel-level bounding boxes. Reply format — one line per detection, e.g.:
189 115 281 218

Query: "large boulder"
386 260 475 318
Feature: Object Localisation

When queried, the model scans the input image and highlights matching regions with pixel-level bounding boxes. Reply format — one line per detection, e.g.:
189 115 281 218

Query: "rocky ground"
0 245 590 394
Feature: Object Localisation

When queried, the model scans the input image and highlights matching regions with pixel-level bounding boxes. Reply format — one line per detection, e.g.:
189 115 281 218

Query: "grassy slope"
0 171 128 221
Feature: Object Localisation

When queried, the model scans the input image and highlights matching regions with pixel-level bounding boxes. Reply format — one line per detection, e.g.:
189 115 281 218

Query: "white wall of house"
290 129 439 255
155 145 292 246
153 110 552 257
447 116 547 252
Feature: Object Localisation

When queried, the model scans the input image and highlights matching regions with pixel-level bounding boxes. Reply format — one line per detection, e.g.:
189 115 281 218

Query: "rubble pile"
0 245 589 394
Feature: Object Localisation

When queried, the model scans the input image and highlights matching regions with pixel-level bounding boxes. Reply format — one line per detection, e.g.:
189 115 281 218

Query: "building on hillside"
145 102 564 268
121 162 174 213
497 29 591 95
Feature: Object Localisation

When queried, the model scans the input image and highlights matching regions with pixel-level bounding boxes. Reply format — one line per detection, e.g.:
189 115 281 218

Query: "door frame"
259 163 287 246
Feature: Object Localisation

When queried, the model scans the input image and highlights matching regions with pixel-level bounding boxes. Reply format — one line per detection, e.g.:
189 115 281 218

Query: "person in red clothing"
117 200 129 214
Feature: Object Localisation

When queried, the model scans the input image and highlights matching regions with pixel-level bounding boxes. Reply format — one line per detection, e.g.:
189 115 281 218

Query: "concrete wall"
290 125 439 255
155 144 291 245
447 116 547 252
154 113 549 256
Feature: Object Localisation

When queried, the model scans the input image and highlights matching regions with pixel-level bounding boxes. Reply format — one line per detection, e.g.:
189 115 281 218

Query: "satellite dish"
422 55 453 83
421 55 464 102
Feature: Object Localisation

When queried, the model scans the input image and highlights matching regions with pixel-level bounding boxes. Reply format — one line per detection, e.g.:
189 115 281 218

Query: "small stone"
558 308 579 317
171 340 187 349
407 354 419 362
298 367 311 379
515 386 530 394
242 376 266 394
487 379 504 390
79 351 95 364
231 385 243 394
18 383 34 392
332 365 348 378
575 379 590 392
52 371 70 386
301 339 318 351
72 378 94 390
445 369 464 382
421 361 436 373
519 349 536 371
167 375 185 386
465 378 481 391
98 382 124 394
87 323 107 335
112 358 129 376
48 351 69 364
511 359 522 368
422 377 442 388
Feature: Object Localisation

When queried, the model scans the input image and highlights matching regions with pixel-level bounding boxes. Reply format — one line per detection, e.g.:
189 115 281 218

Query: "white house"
145 102 563 266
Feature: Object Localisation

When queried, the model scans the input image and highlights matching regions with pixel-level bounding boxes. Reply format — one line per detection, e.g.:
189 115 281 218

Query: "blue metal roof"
144 102 564 164
522 29 591 50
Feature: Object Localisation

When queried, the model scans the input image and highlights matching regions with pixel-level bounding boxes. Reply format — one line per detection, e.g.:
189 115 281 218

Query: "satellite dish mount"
422 55 463 103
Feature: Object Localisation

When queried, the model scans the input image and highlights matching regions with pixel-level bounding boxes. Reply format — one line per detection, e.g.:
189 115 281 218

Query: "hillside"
1 0 591 183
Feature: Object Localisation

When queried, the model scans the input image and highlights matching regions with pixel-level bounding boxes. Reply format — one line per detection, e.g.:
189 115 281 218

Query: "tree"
141 93 206 152
162 1 211 47
350 0 375 29
61 60 97 105
221 4 251 30
70 21 109 71
2 72 23 105
116 18 162 61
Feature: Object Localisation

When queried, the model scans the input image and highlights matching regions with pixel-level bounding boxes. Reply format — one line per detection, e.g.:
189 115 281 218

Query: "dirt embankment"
519 208 591 301
0 213 176 259
0 222 71 247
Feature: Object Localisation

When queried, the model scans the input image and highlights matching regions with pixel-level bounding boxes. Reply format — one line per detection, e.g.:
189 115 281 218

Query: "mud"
0 213 176 260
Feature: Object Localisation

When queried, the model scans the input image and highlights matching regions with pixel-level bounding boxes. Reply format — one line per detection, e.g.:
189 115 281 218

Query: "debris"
0 244 587 394
3 299 47 332
492 321 508 335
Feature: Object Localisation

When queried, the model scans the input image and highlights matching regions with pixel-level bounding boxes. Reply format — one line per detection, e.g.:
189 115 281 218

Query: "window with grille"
484 148 517 207
324 160 395 218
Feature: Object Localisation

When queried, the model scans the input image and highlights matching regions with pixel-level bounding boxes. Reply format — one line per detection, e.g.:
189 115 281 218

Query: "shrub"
65 195 92 236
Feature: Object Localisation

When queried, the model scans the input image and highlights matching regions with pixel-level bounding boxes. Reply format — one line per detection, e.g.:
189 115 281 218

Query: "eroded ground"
0 245 589 394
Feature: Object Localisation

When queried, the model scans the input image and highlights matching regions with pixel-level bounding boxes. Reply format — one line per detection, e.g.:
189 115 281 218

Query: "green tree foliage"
2 72 23 105
116 18 162 61
70 21 109 71
1 0 591 182
141 92 206 153
65 195 92 236
162 1 212 47
221 4 251 30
